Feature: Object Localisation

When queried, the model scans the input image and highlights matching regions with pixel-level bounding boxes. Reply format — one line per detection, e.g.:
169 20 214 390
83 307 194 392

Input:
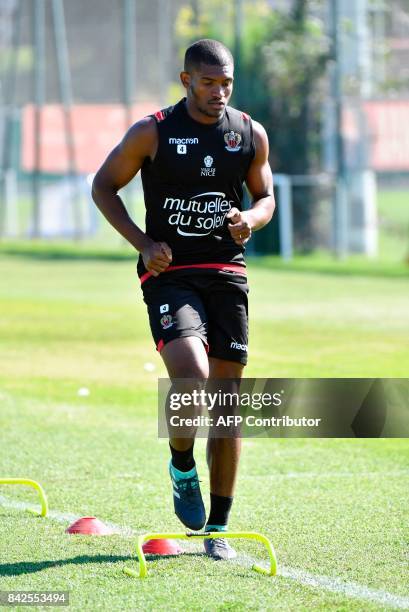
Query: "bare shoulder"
120 115 158 160
126 115 157 139
251 119 269 158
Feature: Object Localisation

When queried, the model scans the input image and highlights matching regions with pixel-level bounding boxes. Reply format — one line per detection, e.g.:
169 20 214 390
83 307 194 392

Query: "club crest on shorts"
160 314 173 329
224 130 242 152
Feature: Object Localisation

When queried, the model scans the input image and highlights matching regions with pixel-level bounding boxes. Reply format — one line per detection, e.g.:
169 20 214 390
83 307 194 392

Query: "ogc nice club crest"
160 314 173 329
224 131 242 152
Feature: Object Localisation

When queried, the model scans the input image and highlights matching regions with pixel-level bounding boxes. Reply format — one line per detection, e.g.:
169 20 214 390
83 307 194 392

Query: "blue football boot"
169 461 206 531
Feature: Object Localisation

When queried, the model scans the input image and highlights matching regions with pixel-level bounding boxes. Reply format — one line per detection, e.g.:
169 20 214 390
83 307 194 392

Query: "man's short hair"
184 39 234 72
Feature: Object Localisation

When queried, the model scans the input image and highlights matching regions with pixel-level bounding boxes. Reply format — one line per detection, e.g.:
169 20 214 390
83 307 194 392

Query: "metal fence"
0 0 408 258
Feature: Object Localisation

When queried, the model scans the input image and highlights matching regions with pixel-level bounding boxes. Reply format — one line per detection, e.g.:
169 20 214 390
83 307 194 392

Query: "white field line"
0 495 134 536
1 494 408 610
234 552 409 610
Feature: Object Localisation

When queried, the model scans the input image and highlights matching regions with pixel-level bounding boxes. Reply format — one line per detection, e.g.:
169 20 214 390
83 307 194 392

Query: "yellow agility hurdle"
124 531 277 578
0 478 48 517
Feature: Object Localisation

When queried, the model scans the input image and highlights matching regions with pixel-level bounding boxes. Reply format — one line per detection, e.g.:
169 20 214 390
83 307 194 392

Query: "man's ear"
180 71 191 89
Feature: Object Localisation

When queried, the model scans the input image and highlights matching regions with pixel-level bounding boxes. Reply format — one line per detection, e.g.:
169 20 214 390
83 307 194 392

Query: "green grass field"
1 250 408 611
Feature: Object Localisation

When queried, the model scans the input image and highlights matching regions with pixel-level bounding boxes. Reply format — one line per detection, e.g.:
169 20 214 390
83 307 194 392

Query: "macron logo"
169 137 199 144
230 341 248 351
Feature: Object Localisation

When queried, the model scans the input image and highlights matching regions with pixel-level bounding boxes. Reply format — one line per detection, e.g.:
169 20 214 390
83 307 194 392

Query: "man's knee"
209 358 244 379
162 336 209 379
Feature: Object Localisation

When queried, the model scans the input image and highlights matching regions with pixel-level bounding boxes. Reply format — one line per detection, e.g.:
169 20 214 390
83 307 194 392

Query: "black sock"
206 493 233 528
169 442 195 472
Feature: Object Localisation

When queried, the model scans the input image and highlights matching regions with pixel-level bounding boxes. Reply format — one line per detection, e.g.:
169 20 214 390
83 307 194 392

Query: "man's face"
181 62 234 119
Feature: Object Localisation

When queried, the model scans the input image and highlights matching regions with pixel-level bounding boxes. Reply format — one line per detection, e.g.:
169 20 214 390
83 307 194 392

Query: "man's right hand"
141 240 172 277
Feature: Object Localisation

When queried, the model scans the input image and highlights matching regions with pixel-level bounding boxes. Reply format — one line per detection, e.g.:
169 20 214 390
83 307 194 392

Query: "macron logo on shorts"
230 340 247 352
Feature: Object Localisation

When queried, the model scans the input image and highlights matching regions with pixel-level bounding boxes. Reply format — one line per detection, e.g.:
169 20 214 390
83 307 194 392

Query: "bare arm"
227 120 275 245
91 117 172 276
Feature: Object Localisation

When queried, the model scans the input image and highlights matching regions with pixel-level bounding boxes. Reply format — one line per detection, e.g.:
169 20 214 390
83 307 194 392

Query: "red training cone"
142 539 182 555
66 516 115 535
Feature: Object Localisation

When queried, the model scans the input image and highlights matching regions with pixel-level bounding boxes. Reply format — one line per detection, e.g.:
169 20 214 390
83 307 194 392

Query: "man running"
92 39 275 560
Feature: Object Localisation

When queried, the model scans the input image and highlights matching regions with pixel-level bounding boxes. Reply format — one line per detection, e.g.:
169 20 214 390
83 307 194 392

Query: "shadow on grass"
0 552 206 577
145 552 206 561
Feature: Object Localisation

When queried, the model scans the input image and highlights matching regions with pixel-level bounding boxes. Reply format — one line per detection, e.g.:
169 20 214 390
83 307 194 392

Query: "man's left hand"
227 208 252 246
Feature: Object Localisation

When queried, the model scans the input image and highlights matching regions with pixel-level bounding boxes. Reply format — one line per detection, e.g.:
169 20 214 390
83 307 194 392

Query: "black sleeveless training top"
137 98 255 280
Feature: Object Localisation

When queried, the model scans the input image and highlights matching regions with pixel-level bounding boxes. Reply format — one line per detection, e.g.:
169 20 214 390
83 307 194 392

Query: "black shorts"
141 268 249 365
